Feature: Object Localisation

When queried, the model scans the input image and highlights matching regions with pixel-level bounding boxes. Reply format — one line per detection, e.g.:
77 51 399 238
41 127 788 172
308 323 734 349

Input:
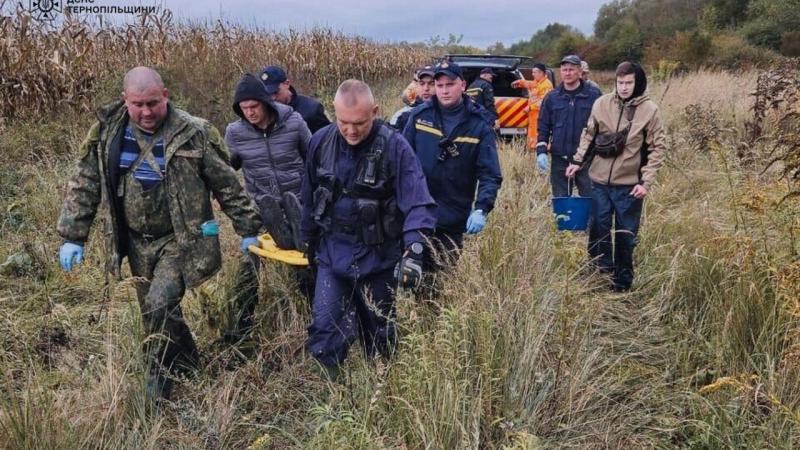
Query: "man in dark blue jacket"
402 62 502 273
536 54 602 198
261 65 332 134
390 65 435 132
466 67 498 125
300 80 436 376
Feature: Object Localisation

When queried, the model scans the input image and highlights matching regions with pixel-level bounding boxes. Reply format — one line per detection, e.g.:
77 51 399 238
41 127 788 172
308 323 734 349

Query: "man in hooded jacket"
566 61 667 292
224 73 314 342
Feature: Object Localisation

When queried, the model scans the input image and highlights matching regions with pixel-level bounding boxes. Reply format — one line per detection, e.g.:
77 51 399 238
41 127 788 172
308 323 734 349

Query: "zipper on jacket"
606 102 627 185
606 103 627 186
263 130 283 197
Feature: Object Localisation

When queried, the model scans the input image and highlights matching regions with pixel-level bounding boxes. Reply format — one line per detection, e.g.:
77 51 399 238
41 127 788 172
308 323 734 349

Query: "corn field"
0 5 433 121
3 2 800 447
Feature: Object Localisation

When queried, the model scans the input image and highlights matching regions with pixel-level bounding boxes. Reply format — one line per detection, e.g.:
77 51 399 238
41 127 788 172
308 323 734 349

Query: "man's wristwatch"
409 242 424 257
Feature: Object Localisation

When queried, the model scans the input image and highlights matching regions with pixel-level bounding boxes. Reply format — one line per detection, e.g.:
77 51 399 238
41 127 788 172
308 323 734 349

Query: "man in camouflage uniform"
56 67 262 400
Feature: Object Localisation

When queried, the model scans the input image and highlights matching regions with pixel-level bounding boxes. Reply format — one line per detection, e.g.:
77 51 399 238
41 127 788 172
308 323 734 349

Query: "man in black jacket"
466 67 498 126
261 65 331 134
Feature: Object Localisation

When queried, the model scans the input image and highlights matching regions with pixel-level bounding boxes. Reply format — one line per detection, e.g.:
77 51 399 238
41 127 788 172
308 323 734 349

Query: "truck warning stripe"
497 99 527 127
505 109 528 128
496 98 525 115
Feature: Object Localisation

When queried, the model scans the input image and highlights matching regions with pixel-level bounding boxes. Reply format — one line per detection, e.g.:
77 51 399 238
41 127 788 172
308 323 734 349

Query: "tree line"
487 0 798 70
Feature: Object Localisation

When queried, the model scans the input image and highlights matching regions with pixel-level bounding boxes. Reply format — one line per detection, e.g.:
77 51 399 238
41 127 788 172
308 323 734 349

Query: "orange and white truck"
445 54 537 137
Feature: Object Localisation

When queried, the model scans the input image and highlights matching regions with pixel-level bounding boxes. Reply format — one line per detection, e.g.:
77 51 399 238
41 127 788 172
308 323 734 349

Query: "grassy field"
2 12 800 450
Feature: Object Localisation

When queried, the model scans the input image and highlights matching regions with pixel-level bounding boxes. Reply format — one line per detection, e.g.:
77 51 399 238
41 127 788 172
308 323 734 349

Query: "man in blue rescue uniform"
261 65 331 134
300 80 436 377
402 61 502 273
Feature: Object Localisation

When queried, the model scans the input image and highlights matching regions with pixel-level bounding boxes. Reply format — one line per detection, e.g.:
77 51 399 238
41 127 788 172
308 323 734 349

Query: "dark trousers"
307 266 397 367
551 155 592 198
420 230 464 299
127 235 199 377
422 230 464 273
588 183 643 290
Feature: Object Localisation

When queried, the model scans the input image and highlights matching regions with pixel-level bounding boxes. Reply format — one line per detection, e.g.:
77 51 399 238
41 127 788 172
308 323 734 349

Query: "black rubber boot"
258 196 294 250
281 191 306 252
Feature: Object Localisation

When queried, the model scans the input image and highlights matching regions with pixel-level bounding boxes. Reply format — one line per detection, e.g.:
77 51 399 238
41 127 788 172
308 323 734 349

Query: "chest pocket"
122 174 172 235
441 136 479 189
121 132 172 235
171 147 204 178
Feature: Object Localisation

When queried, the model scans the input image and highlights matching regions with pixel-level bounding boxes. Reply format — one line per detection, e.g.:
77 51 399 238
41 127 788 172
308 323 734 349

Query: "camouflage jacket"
57 101 262 288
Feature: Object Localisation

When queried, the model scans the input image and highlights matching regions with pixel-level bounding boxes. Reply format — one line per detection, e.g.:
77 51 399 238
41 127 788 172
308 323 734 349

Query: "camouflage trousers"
127 233 199 377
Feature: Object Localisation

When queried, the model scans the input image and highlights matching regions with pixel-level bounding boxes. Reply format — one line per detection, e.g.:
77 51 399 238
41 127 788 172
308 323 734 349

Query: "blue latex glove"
465 209 486 234
59 242 84 272
200 219 219 237
240 236 260 255
536 153 550 173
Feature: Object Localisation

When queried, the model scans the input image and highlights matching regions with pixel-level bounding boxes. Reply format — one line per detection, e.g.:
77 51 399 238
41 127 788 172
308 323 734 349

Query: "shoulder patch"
415 118 434 127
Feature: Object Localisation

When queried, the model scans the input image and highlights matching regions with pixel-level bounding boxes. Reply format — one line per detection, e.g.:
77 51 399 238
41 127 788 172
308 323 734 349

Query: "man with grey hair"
300 79 436 377
57 66 262 400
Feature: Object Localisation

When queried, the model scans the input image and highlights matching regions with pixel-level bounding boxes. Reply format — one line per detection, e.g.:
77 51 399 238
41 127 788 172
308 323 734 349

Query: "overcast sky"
159 0 609 49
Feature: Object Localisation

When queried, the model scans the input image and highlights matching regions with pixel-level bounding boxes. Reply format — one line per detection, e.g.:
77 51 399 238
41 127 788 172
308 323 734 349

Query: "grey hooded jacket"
225 75 312 207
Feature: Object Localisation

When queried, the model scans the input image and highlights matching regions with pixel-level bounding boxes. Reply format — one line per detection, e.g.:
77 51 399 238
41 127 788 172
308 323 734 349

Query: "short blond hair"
334 79 375 107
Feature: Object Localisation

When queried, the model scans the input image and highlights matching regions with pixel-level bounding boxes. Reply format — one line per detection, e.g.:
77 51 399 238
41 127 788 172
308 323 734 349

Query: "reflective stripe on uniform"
454 136 480 144
466 87 483 97
415 123 443 137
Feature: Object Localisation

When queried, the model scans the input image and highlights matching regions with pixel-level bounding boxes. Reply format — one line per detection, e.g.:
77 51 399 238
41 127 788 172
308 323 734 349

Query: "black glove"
304 235 320 266
394 242 424 290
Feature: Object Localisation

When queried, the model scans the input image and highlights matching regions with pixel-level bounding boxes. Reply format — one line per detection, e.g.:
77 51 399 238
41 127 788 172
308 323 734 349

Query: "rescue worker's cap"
581 60 591 73
560 54 582 66
532 63 547 73
434 61 464 80
480 68 496 76
260 65 288 94
416 65 435 79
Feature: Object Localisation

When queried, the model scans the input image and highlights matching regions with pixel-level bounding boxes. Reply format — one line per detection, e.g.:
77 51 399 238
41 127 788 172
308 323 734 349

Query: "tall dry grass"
1 11 800 447
0 7 432 126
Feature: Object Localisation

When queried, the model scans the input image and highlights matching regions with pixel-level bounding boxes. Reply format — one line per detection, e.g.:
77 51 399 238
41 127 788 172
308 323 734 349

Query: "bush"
710 32 778 69
741 18 783 50
674 30 713 67
780 31 800 57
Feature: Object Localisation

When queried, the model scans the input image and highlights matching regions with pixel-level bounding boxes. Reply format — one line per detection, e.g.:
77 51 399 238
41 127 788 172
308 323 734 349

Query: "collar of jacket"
96 101 197 158
613 93 650 108
424 93 481 118
243 101 293 134
288 85 300 108
555 80 591 98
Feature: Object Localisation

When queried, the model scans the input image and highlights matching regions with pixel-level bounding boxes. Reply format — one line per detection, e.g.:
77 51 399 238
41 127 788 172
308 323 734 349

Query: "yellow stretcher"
248 234 309 266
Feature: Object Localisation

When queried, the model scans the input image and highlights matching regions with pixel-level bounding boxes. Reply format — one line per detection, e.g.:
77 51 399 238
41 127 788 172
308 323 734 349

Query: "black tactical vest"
311 123 402 245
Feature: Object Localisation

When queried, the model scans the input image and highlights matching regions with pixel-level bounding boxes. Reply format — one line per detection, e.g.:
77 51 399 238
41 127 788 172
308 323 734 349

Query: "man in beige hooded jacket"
566 61 667 291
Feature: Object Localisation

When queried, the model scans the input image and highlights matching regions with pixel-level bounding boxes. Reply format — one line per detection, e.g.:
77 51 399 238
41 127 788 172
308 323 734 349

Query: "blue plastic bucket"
552 196 592 231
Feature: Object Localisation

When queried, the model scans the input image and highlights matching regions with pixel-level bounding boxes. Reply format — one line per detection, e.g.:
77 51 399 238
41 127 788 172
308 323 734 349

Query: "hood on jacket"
631 62 647 99
616 62 647 101
232 73 280 123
